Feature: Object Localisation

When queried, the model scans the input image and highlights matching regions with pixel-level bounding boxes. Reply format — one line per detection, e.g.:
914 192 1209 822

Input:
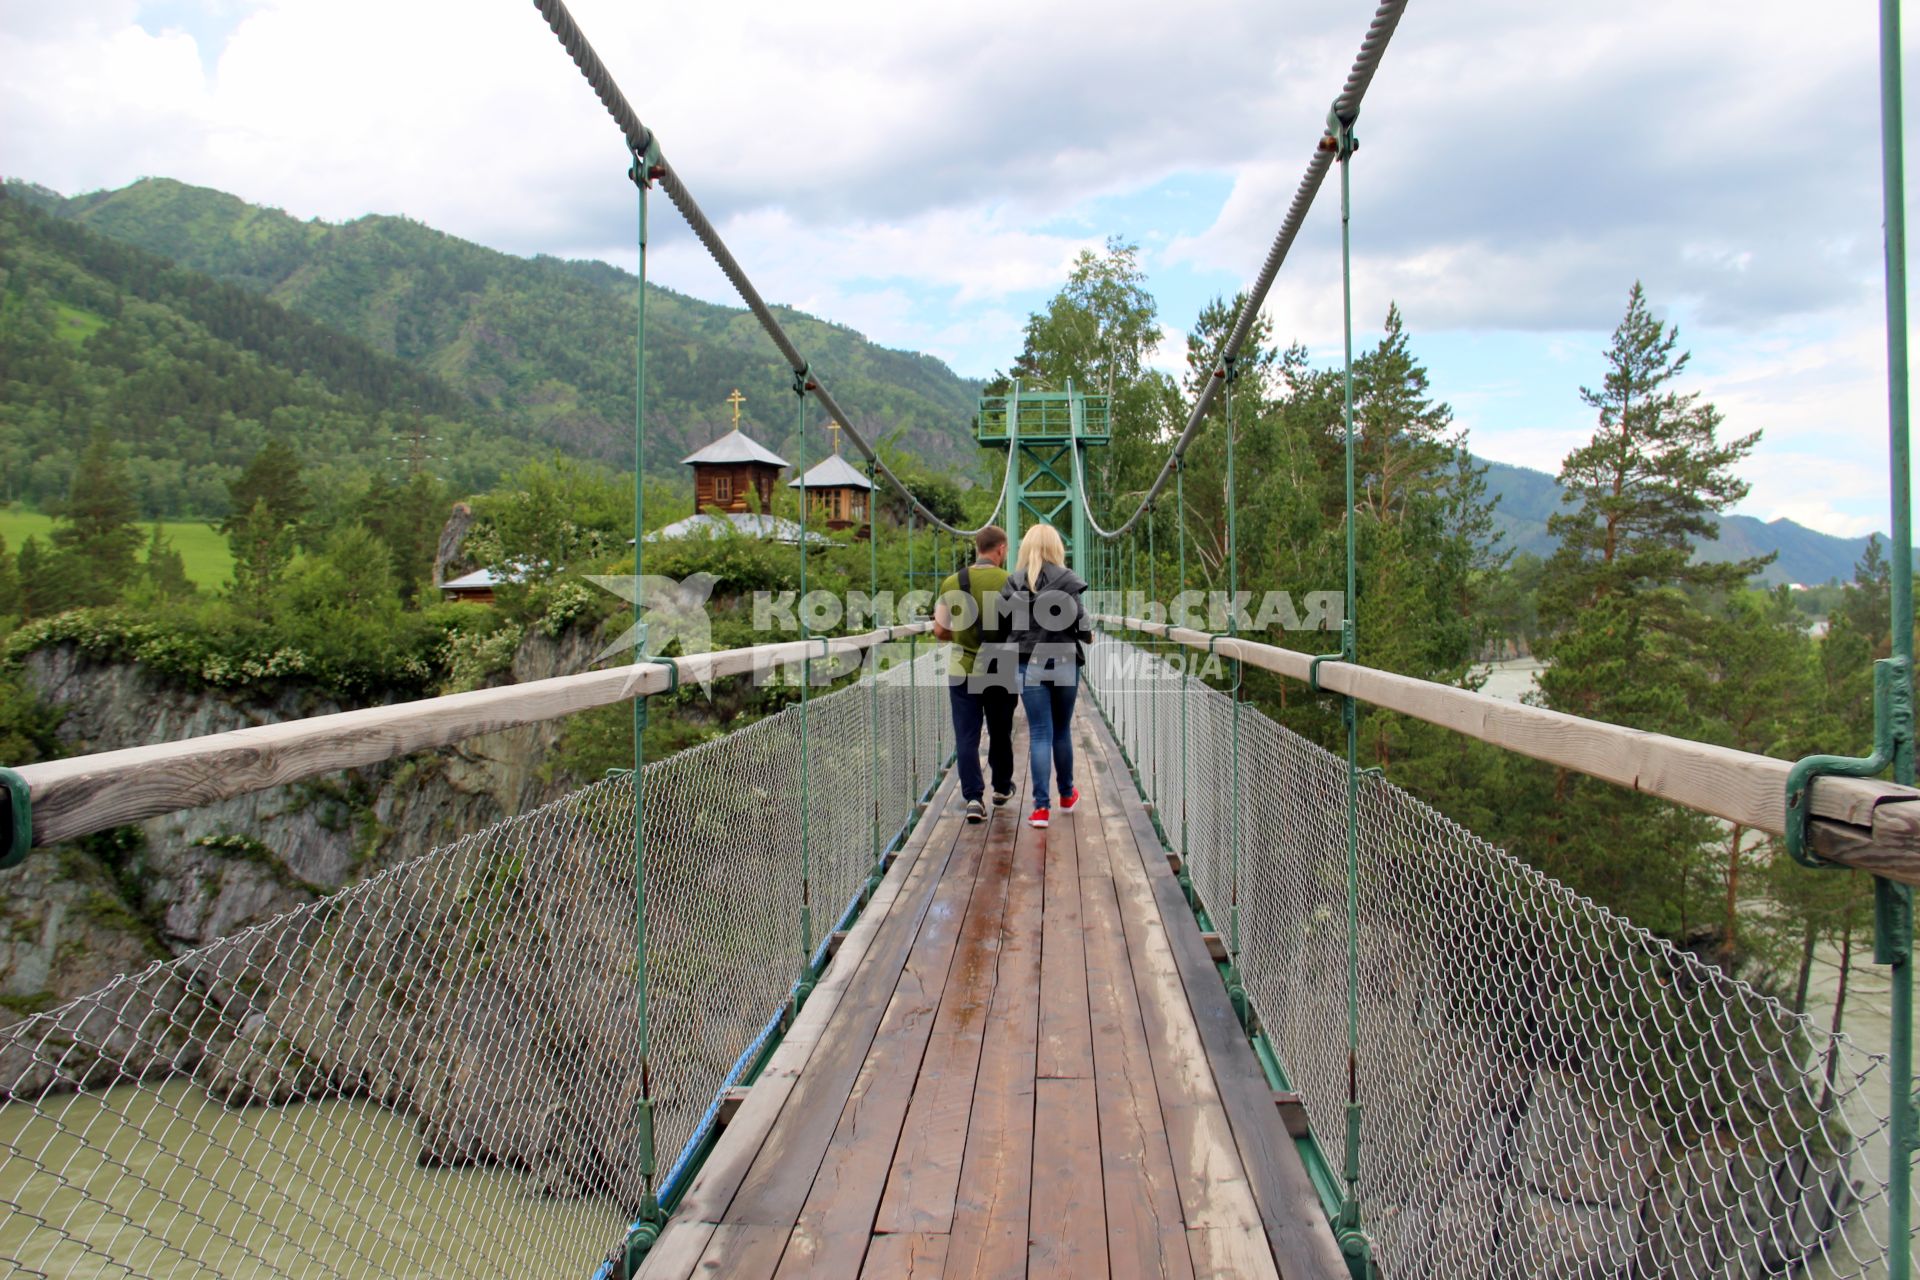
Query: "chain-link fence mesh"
0 642 952 1279
1088 631 1910 1280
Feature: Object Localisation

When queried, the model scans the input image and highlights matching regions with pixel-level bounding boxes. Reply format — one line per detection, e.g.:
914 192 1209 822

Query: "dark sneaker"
1059 787 1080 811
965 799 985 824
992 788 1014 808
1029 806 1050 829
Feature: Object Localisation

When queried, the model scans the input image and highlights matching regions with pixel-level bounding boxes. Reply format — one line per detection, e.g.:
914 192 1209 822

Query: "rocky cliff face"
0 624 607 1021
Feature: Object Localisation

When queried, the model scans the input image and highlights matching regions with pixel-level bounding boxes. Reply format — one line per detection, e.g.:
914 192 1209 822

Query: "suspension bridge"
0 0 1917 1276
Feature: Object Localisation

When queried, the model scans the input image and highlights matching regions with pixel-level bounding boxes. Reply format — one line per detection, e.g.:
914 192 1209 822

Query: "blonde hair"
1015 523 1066 584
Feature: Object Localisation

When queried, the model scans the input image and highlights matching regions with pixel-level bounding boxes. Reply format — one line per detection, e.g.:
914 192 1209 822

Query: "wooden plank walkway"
640 708 1345 1280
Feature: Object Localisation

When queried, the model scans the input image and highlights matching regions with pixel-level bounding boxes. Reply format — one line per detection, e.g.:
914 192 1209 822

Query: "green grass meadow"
0 509 234 588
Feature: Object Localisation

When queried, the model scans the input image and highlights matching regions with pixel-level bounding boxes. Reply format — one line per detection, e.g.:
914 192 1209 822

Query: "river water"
0 1079 606 1278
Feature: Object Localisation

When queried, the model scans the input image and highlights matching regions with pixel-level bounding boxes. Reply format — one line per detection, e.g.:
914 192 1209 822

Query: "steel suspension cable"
531 0 1008 539
1076 0 1407 541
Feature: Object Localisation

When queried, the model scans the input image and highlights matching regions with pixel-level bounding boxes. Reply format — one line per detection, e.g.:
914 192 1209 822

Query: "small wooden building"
788 451 874 534
682 429 787 514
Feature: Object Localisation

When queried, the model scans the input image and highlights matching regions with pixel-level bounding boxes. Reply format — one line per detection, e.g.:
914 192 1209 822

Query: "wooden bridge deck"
639 710 1344 1280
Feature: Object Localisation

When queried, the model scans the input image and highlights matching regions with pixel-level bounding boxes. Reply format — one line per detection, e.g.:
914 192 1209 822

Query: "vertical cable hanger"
622 137 667 1272
1326 99 1373 1278
793 368 817 1014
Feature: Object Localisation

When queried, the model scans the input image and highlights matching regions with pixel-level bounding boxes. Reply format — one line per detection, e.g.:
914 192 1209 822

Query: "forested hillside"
16 177 984 473
0 187 525 515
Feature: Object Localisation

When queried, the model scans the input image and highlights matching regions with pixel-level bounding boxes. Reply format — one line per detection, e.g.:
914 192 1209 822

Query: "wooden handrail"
13 624 932 850
1094 617 1920 887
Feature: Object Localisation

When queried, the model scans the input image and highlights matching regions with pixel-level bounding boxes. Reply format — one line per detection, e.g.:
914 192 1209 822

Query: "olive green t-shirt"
937 562 1009 677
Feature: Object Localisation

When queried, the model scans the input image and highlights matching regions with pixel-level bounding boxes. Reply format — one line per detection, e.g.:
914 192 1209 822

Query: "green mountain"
1479 457 1898 586
0 185 527 515
22 177 984 473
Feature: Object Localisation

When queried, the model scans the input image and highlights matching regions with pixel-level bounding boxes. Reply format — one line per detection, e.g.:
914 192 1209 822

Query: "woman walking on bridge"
1001 523 1091 829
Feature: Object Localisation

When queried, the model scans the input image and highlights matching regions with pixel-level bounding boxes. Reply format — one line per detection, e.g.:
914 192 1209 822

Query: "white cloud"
0 6 210 192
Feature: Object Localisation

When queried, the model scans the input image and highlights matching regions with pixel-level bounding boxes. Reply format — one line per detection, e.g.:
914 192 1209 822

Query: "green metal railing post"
1879 1 1915 1268
793 372 817 1015
0 768 30 871
1223 358 1247 1028
624 144 667 1270
1148 500 1167 845
1176 459 1193 905
867 456 883 896
1330 106 1372 1279
1005 381 1024 552
908 508 920 801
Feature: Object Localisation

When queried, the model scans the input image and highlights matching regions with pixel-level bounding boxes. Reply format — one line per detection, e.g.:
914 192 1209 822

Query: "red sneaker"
1059 787 1080 811
1029 807 1050 829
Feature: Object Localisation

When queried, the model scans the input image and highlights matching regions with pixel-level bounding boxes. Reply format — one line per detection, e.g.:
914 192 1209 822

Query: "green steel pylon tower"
976 378 1110 576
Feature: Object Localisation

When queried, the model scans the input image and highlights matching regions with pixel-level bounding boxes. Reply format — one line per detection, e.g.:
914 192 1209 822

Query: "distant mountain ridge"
1478 458 1897 586
11 177 986 475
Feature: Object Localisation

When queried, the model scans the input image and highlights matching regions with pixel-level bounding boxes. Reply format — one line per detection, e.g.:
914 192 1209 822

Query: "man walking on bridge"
933 525 1017 824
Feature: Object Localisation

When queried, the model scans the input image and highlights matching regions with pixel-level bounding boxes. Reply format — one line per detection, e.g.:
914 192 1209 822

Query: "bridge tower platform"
975 379 1108 575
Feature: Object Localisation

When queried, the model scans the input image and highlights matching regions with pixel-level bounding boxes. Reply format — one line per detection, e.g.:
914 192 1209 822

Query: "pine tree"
0 533 17 619
49 427 142 604
1531 284 1766 937
1698 587 1814 959
1541 282 1767 636
143 521 193 598
221 441 311 610
1353 304 1461 527
15 538 47 619
221 439 309 543
1837 535 1893 659
356 472 446 604
228 497 296 613
1752 554 1883 1008
16 534 82 618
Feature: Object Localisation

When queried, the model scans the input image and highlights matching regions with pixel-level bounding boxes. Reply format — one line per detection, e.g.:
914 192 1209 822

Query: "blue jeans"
949 681 1017 802
1018 663 1079 809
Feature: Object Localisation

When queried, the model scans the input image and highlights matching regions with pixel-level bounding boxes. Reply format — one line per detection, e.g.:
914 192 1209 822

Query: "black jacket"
998 563 1091 663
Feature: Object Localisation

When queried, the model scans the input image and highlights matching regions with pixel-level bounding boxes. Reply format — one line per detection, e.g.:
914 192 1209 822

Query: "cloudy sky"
3 0 1915 539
